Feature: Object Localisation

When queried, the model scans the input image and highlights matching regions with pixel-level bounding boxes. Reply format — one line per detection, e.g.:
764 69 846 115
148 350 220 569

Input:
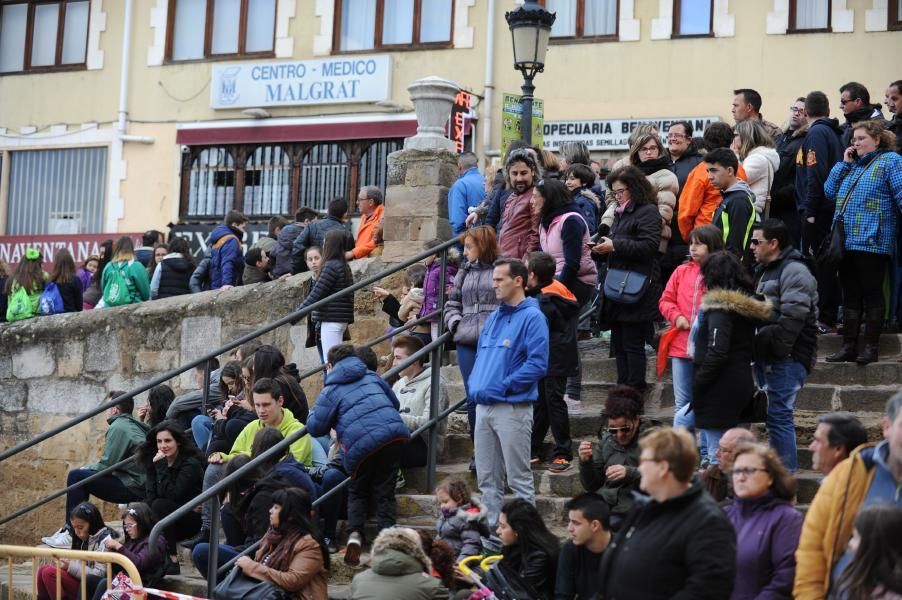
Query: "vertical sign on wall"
501 93 544 159
450 90 473 153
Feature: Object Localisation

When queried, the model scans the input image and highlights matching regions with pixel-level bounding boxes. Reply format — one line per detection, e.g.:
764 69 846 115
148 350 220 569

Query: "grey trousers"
200 463 227 529
474 402 535 528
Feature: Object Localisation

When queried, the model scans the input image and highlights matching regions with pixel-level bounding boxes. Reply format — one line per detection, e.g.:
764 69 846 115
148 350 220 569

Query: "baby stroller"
458 537 544 600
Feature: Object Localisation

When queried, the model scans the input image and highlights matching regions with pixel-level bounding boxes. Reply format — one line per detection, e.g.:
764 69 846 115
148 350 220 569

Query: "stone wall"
0 258 394 544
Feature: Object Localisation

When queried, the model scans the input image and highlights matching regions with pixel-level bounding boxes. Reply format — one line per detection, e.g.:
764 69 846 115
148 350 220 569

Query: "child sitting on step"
434 477 490 564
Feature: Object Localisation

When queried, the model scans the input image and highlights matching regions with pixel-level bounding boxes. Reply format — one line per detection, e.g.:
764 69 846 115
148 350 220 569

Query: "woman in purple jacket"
419 238 458 341
94 502 169 599
724 443 803 600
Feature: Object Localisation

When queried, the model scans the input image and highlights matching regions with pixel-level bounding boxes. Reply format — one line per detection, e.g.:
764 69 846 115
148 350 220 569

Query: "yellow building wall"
0 0 899 235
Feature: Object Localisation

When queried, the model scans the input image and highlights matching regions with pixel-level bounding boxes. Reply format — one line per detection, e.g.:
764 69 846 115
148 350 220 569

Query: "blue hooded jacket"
209 223 244 288
306 357 409 476
467 296 549 405
449 167 486 237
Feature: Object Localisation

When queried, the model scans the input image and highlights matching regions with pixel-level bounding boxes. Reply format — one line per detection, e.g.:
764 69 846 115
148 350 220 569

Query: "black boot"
856 309 883 365
826 309 859 362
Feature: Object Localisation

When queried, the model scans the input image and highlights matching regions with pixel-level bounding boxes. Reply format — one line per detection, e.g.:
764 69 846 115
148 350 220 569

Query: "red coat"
658 260 706 359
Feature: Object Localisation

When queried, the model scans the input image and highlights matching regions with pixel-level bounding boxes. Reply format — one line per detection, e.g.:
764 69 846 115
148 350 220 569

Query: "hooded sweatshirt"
84 413 150 496
712 179 757 265
467 296 549 405
526 280 580 378
659 260 706 359
795 117 844 219
216 408 313 467
742 146 781 216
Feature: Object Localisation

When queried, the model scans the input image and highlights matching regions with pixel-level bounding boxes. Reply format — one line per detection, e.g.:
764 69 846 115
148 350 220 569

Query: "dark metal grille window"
243 144 290 215
179 139 402 218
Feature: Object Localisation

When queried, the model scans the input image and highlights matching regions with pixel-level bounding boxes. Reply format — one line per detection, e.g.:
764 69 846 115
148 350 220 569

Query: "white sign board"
542 116 721 151
211 55 392 109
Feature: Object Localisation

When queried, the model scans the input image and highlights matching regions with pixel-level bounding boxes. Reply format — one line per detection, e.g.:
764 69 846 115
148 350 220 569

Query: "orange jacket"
677 162 747 240
541 279 577 302
352 204 384 259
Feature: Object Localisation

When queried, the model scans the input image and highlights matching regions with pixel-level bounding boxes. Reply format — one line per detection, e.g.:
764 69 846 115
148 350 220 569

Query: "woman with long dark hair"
496 498 559 599
192 360 256 453
136 419 204 569
83 240 113 308
4 247 45 321
138 384 175 427
233 487 329 599
693 252 771 460
151 236 196 299
100 236 151 306
835 504 902 600
294 228 355 360
49 248 83 313
533 177 597 305
591 166 662 393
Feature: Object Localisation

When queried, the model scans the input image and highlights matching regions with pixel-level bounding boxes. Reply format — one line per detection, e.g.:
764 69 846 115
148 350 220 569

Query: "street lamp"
505 1 555 145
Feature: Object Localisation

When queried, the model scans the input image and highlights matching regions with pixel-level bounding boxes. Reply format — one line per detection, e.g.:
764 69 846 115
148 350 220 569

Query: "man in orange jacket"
347 185 384 260
677 122 748 240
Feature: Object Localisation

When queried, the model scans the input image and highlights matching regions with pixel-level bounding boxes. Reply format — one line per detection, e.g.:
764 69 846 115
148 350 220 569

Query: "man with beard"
886 80 902 153
496 149 541 260
838 82 887 148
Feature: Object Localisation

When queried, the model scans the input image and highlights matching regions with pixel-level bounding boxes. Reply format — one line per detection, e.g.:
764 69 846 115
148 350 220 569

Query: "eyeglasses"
639 145 659 154
611 188 629 198
667 134 686 140
789 107 804 114
608 425 633 434
122 522 136 529
749 238 770 246
728 467 768 478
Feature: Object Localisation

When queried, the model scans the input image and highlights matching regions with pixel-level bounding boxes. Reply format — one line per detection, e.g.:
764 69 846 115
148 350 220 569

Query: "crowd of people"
21 79 902 599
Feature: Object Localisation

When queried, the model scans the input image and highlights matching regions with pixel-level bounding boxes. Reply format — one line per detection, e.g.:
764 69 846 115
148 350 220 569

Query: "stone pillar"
382 76 460 263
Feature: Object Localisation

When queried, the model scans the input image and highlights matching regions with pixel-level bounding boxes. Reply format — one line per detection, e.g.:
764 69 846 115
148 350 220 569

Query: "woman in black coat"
591 166 662 393
137 420 204 566
496 499 559 599
692 252 771 463
49 248 83 313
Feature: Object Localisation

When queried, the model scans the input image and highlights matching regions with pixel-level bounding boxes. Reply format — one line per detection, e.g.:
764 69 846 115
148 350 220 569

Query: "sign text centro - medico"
543 116 721 151
211 55 392 109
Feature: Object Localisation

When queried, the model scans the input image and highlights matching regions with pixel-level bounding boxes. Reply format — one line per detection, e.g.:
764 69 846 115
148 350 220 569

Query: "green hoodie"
216 408 313 467
351 548 448 600
83 413 150 495
101 259 151 305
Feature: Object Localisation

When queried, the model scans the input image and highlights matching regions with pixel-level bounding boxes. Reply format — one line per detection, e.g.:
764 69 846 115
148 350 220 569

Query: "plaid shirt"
826 150 902 255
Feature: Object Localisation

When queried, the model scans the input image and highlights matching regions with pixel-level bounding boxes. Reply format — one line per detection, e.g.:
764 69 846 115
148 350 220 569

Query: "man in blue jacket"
469 258 550 527
306 344 410 566
795 91 844 331
209 210 247 289
448 152 485 238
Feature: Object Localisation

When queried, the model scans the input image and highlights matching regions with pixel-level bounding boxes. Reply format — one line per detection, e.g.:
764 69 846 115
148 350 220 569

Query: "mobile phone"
850 149 859 160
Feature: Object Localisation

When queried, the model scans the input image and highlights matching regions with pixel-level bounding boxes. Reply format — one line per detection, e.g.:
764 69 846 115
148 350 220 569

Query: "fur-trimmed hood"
450 501 487 523
701 288 772 321
370 527 432 575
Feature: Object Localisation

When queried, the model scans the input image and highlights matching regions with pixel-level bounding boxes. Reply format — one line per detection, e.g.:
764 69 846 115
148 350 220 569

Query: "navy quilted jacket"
306 357 409 476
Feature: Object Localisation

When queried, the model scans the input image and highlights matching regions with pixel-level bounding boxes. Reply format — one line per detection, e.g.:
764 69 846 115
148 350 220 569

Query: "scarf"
259 526 305 572
615 200 632 215
635 156 673 176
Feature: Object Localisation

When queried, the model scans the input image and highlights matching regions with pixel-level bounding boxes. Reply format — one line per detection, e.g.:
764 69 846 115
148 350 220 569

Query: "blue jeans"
456 344 478 439
700 429 725 465
758 359 807 472
191 415 214 451
65 469 140 526
671 358 694 429
319 466 348 540
191 543 239 579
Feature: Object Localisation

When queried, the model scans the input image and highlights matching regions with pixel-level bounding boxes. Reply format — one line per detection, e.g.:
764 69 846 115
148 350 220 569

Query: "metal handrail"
0 544 142 600
0 237 460 465
215 395 467 578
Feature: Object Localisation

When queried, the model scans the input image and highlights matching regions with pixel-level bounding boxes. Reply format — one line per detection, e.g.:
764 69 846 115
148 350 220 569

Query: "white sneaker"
564 395 583 415
41 527 72 549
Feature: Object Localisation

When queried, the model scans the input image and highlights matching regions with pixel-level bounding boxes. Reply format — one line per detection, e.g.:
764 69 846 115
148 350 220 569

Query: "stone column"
382 77 460 263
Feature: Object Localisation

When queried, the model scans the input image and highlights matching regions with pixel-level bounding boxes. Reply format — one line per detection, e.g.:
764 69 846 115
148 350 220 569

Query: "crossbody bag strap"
836 152 883 220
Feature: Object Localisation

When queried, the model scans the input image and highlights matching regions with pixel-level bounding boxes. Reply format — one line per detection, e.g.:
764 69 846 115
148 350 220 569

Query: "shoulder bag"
817 153 883 270
603 254 650 305
213 566 289 600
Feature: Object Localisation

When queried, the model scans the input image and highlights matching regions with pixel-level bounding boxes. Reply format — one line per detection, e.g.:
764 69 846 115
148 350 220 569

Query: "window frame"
889 0 902 31
0 0 91 74
540 0 620 44
672 0 714 38
787 0 832 34
331 0 455 54
164 0 278 63
178 139 404 219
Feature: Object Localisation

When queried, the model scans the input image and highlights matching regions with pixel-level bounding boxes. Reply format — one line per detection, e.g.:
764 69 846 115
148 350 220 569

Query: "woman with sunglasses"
576 385 647 530
724 443 802 599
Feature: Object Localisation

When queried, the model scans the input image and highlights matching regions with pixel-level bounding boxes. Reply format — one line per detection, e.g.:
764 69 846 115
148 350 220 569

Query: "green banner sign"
501 93 544 159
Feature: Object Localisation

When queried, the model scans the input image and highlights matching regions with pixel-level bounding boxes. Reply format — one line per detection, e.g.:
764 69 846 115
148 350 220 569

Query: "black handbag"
739 388 768 423
817 153 882 269
213 567 289 600
603 268 649 305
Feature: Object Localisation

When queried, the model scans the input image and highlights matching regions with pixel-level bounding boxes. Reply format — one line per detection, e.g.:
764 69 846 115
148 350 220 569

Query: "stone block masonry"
0 258 391 544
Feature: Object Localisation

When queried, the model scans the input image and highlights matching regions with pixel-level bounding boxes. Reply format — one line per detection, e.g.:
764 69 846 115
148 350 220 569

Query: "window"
546 0 618 40
0 0 90 73
179 140 403 218
789 0 831 32
6 147 107 234
890 0 902 30
167 0 276 61
673 0 713 36
334 0 453 52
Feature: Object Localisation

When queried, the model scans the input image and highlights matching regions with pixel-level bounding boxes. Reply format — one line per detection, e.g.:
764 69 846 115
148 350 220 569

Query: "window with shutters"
542 0 619 41
166 0 277 61
0 0 91 73
789 0 831 32
333 0 454 52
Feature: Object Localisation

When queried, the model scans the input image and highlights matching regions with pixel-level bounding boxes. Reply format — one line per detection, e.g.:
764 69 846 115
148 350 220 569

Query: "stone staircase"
4 334 898 599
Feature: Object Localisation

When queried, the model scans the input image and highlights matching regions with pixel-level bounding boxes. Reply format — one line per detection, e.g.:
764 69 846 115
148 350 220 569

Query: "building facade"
0 0 898 242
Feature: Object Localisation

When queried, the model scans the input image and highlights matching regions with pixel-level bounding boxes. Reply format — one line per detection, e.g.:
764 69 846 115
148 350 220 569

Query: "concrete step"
816 333 902 356
806 360 902 386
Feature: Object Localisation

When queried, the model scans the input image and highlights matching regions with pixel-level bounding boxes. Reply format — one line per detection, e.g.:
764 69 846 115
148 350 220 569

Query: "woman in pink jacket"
658 225 723 457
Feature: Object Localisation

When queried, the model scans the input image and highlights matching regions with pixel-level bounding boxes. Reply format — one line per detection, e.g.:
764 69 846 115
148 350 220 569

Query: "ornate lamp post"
505 1 555 144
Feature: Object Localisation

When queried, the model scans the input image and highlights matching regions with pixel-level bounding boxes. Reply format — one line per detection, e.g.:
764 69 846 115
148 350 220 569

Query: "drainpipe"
118 0 154 144
481 0 496 161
